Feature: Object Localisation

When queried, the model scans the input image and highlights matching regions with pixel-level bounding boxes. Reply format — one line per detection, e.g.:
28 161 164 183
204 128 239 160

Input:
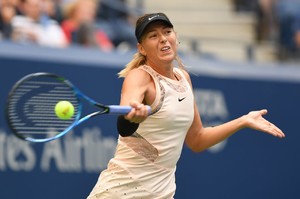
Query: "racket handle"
108 105 151 115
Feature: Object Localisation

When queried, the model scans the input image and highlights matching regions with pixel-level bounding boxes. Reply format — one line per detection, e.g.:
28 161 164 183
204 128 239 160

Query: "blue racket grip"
108 105 151 115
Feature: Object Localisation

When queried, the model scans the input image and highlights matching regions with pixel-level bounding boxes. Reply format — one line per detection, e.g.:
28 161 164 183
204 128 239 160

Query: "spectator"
1 0 21 14
294 15 300 51
61 0 114 51
11 0 67 48
96 0 138 49
254 0 278 42
290 13 300 59
232 0 257 12
275 0 300 59
43 0 64 24
0 2 16 40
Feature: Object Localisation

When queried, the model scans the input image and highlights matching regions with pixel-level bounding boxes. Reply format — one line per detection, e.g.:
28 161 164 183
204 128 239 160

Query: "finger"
124 108 136 120
126 101 141 119
126 103 148 123
270 123 285 138
129 101 142 109
134 104 148 118
260 109 268 116
267 123 285 138
140 104 148 115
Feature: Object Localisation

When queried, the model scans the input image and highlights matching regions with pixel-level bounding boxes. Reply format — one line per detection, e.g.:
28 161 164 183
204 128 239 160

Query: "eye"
164 29 172 35
149 33 157 39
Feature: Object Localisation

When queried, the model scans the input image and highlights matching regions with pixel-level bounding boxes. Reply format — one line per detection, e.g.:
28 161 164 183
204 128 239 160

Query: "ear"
137 43 146 56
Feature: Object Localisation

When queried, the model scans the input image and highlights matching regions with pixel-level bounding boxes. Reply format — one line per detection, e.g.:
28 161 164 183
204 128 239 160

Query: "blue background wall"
0 42 299 199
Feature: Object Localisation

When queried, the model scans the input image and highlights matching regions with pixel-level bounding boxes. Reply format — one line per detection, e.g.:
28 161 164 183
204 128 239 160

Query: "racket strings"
7 75 80 140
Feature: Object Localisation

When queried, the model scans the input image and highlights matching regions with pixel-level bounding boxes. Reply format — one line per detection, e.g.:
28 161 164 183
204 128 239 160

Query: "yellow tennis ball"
55 101 74 120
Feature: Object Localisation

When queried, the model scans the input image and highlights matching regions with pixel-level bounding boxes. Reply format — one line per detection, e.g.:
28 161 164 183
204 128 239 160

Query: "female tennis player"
87 12 285 199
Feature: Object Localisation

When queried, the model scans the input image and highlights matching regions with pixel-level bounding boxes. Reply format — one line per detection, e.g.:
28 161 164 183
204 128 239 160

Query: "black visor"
135 13 173 42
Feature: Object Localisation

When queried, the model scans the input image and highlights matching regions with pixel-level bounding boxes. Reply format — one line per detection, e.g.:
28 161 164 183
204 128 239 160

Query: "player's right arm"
119 68 154 123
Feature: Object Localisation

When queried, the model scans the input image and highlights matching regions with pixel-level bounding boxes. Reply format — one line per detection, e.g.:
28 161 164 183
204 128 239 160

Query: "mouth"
161 46 171 52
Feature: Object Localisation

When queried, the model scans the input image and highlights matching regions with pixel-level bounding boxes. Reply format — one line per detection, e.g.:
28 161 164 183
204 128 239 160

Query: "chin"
162 53 176 62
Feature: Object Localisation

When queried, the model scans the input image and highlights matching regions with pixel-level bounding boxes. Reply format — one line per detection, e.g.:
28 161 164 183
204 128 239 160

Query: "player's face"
138 21 177 67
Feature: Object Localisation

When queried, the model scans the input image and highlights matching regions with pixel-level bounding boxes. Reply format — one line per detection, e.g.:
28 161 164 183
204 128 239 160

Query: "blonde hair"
118 52 146 77
118 52 185 78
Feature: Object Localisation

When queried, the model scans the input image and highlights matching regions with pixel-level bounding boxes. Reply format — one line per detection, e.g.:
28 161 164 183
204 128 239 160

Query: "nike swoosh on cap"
148 15 159 21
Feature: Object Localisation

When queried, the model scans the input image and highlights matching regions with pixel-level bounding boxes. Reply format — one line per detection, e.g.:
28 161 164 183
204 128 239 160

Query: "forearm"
187 116 247 152
186 108 285 152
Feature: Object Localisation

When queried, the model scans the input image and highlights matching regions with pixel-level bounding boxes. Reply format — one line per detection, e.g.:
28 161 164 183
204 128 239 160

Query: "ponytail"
118 52 146 78
175 55 185 69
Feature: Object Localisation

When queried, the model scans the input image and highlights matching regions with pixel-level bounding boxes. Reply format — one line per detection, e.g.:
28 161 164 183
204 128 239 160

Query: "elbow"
185 141 207 153
190 146 207 153
185 128 207 153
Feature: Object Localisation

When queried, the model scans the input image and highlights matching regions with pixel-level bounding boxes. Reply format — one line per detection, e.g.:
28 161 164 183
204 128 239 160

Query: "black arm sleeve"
117 115 139 137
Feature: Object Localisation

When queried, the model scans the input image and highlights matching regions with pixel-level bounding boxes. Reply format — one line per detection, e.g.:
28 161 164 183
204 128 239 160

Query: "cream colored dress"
87 65 194 199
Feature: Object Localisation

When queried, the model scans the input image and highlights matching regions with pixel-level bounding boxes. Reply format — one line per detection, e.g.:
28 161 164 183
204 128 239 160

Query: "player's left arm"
182 70 285 153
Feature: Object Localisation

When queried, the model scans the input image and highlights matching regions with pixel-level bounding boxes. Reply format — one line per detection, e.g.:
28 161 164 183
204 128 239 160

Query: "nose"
161 37 167 44
159 34 167 43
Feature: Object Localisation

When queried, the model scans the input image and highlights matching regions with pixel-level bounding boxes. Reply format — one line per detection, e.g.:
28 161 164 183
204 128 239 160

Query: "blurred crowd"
0 0 138 52
1 0 299 60
232 0 300 60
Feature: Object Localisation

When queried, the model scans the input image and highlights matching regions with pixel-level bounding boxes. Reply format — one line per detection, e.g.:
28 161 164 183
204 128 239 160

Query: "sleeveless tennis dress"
87 65 194 199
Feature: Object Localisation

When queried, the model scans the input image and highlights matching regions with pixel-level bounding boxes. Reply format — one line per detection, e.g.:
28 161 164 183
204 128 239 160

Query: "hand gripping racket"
5 72 151 143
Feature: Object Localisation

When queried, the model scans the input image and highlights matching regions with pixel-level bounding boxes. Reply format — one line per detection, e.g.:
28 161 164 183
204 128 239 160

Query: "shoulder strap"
138 65 164 114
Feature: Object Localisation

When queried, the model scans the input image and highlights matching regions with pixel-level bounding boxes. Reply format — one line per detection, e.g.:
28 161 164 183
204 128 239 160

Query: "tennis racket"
6 72 151 143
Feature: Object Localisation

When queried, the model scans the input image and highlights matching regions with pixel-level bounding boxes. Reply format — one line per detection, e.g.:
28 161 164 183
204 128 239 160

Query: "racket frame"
6 72 141 143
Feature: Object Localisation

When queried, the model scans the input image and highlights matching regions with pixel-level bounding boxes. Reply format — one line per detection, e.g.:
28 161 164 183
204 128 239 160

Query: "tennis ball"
55 101 74 120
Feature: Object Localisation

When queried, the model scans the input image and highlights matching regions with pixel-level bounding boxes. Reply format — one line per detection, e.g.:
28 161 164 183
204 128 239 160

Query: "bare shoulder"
125 68 151 81
121 67 154 104
123 67 152 87
127 67 150 77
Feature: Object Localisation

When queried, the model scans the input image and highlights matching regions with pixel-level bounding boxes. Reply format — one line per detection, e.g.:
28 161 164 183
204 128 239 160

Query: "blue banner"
0 42 299 199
